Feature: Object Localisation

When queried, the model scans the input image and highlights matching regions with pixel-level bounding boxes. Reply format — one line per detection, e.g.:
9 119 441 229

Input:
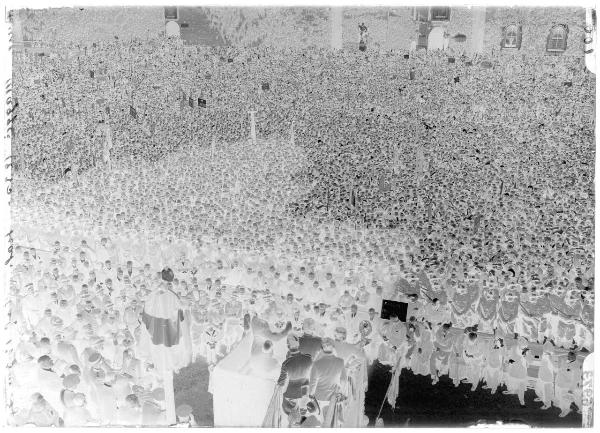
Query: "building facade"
341 7 588 58
11 6 592 63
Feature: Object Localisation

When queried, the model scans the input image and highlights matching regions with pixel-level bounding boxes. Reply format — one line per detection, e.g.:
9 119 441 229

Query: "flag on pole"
386 364 400 407
395 277 415 295
418 269 433 293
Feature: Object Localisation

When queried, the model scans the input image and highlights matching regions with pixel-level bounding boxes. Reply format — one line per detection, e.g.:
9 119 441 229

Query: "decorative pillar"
470 6 486 56
330 7 343 50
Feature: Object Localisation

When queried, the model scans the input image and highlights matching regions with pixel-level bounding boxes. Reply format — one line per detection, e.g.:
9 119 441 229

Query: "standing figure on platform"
358 23 368 52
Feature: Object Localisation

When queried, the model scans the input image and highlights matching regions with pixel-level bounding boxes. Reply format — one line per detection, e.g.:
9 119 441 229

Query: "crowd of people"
8 22 594 427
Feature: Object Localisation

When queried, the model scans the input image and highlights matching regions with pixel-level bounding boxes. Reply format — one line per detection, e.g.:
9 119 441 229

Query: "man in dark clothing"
309 338 347 415
299 318 323 359
278 334 313 416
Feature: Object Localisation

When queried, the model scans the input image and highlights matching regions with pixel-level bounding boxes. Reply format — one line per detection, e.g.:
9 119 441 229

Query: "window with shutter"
430 7 451 21
547 25 568 52
502 24 520 49
516 25 523 49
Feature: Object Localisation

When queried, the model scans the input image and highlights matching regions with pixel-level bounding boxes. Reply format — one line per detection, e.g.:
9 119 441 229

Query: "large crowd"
7 26 594 427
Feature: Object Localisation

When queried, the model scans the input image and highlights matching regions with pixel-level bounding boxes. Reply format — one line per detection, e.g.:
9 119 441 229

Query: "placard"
380 300 408 322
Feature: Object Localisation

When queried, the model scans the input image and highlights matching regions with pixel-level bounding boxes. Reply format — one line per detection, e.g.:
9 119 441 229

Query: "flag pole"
376 354 402 422
163 368 176 425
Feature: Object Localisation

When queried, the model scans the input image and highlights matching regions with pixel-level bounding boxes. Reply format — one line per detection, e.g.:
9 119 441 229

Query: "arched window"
547 25 568 53
501 24 522 49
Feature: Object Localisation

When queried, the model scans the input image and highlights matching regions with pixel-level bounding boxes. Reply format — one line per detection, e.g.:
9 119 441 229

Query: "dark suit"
299 334 323 359
309 352 347 401
277 350 313 399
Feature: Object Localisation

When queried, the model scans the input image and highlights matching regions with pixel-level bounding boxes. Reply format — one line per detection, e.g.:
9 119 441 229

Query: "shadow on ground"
365 367 582 428
173 358 214 427
174 359 582 428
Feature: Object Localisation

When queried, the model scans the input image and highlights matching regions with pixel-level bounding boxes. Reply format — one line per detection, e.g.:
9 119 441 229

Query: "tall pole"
290 120 295 146
249 110 257 145
163 369 176 425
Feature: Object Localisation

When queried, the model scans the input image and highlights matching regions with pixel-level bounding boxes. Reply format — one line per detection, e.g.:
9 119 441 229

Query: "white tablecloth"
209 334 279 427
